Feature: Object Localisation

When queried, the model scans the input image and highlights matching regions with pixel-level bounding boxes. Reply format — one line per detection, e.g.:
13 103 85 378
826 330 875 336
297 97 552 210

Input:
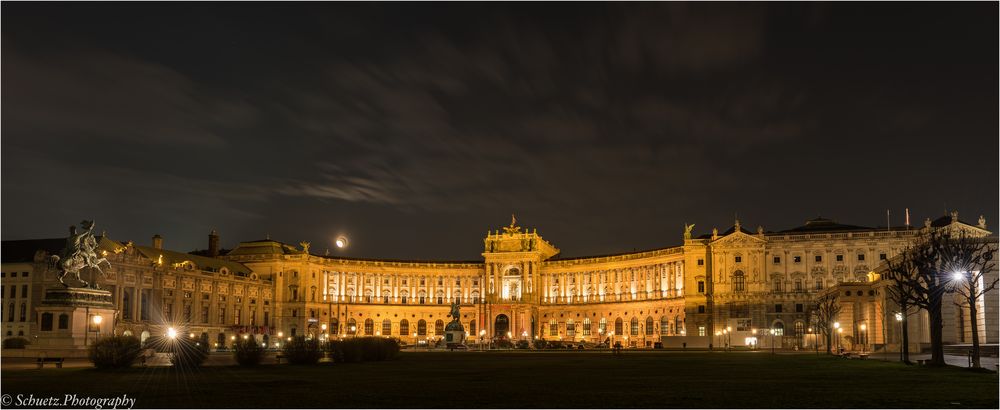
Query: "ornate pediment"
711 231 766 248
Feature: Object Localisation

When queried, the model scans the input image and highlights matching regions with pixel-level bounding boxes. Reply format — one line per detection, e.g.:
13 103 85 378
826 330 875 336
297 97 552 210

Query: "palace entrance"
494 314 510 339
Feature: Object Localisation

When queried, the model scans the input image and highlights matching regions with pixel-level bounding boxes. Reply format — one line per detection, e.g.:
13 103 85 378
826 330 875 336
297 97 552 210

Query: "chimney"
208 230 220 257
152 234 163 250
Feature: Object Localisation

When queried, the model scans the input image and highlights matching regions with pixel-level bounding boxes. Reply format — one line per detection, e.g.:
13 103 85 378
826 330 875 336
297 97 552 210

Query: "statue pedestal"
444 320 466 349
26 288 116 358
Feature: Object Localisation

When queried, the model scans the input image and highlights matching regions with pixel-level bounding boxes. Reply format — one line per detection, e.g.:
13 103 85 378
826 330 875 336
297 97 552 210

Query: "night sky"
2 3 997 260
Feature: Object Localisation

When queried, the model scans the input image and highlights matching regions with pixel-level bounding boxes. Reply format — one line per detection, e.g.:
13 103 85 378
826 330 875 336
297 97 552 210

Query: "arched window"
566 320 575 337
794 321 804 337
772 278 783 292
140 330 151 345
471 291 480 304
364 318 374 335
435 320 445 335
418 290 427 304
58 314 69 330
417 319 427 336
469 320 477 336
6 303 14 322
675 317 683 334
400 319 410 336
582 318 591 335
382 319 392 336
549 319 558 336
645 316 654 335
19 303 26 322
347 318 357 335
614 318 623 335
400 290 409 304
331 318 340 334
630 317 639 336
217 333 226 348
436 291 444 305
733 271 746 292
599 317 608 334
774 322 785 336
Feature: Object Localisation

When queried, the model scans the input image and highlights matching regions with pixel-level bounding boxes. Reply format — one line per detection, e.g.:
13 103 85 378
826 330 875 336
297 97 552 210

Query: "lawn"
2 351 997 408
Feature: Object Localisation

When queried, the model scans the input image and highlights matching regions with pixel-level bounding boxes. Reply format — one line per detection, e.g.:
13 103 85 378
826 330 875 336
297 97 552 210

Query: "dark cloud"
2 3 996 259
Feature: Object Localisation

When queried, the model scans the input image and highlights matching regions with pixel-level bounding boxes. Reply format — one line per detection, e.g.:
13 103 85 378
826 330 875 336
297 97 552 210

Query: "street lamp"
837 328 843 353
93 315 103 340
769 328 776 354
860 323 867 353
167 327 178 339
335 236 349 249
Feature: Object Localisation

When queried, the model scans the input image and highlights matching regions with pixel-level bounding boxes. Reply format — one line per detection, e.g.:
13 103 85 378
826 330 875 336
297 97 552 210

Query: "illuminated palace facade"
2 213 997 351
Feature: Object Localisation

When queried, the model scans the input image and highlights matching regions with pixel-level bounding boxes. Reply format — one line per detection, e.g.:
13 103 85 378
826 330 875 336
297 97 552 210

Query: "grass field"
2 351 997 408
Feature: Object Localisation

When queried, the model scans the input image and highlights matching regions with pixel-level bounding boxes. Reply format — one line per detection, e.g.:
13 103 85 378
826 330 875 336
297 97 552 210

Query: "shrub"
88 336 141 369
3 337 29 349
168 336 209 369
327 337 400 363
533 338 547 350
283 336 322 365
233 337 266 366
516 340 530 349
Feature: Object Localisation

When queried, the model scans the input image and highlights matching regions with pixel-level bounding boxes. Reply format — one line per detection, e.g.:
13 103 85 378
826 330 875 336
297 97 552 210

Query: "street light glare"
167 327 177 339
335 236 348 249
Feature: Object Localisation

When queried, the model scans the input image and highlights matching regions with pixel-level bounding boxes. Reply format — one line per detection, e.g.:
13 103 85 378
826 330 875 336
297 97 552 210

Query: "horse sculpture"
50 220 112 288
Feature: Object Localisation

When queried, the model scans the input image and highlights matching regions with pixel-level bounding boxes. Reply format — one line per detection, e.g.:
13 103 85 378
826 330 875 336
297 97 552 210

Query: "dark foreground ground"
2 351 997 408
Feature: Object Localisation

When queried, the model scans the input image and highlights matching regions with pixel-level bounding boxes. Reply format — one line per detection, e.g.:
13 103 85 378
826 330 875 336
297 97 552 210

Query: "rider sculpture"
50 220 112 288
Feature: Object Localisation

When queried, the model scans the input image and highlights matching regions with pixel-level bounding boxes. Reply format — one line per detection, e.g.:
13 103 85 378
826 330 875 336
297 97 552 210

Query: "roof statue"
503 213 522 235
978 215 987 229
50 220 112 288
683 223 696 239
300 241 311 254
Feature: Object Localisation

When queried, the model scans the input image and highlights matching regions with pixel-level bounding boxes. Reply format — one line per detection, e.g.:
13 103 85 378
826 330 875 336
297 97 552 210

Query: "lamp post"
833 322 841 354
752 328 757 351
769 328 775 354
837 328 843 353
859 323 867 353
726 326 732 351
92 314 103 341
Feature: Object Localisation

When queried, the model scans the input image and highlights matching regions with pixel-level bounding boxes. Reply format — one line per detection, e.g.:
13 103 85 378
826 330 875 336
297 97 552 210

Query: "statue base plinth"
444 319 466 349
22 288 117 357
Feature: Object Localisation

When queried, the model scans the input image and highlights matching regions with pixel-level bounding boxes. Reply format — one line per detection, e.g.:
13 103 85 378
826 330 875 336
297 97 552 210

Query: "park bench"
858 353 870 360
916 359 927 365
36 357 64 369
275 354 286 364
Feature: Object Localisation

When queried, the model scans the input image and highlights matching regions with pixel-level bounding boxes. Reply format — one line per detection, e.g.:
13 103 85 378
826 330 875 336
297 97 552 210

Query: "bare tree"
812 293 841 354
938 232 998 368
889 229 951 366
883 253 920 364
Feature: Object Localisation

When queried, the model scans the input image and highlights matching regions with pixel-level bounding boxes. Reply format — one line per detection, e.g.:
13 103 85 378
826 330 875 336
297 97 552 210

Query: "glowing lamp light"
321 324 327 331
833 322 840 329
243 334 249 340
230 335 236 340
278 332 284 337
726 326 731 332
167 327 178 339
479 329 486 336
952 272 964 281
895 312 903 322
860 324 867 331
189 333 195 338
92 315 103 325
335 236 348 249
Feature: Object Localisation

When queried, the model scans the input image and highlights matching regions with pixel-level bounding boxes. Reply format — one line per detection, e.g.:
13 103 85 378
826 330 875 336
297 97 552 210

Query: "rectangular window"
20 285 27 297
22 272 29 277
698 326 706 337
697 281 705 293
815 255 822 262
734 256 742 263
774 304 782 313
10 286 15 298
836 255 844 262
773 256 781 264
793 256 802 263
201 306 209 323
218 307 226 324
697 305 705 314
879 253 887 260
549 322 558 336
235 309 242 325
697 259 704 266
857 254 865 261
795 303 803 313
815 279 823 290
263 311 269 326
